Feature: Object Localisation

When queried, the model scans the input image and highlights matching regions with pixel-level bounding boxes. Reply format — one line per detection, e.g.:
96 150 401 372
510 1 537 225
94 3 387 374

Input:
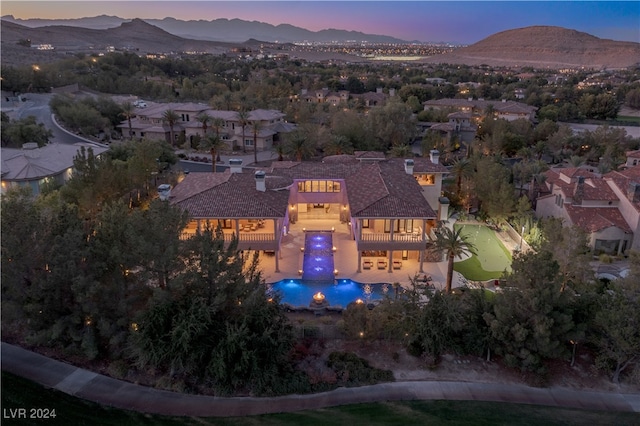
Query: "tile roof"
565 205 632 233
171 154 441 220
605 165 640 212
346 161 437 218
171 171 291 219
626 150 640 159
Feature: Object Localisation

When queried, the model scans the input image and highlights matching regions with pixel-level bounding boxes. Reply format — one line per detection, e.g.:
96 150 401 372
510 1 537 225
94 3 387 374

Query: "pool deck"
257 219 469 292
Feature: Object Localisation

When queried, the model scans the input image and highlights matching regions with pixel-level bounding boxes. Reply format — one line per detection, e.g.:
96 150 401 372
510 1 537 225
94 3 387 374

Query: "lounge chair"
393 260 402 270
377 260 387 270
363 260 373 270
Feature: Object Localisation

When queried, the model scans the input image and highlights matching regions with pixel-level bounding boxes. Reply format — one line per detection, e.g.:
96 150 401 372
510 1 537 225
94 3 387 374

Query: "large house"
423 98 538 123
1 142 108 195
535 163 640 255
169 150 449 275
118 103 295 153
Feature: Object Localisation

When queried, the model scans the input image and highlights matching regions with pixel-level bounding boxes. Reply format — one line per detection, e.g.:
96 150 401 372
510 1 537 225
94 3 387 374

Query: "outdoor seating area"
242 219 266 232
377 260 387 270
363 259 373 270
393 260 402 270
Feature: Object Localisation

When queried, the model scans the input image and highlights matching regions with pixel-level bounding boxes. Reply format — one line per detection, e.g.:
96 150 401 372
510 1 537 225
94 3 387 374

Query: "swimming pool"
267 279 398 308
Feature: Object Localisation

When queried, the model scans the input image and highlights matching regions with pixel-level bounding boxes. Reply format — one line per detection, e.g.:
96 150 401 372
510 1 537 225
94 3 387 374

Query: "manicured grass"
616 116 640 124
3 372 638 426
453 224 512 281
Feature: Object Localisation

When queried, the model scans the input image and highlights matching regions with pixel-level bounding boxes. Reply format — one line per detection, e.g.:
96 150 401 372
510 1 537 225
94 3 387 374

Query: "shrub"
327 351 394 386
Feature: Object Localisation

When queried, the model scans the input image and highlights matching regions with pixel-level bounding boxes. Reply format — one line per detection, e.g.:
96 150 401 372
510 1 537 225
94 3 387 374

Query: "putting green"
454 224 512 280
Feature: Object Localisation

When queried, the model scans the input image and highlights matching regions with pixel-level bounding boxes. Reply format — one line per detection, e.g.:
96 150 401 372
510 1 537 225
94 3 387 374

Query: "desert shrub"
327 351 394 386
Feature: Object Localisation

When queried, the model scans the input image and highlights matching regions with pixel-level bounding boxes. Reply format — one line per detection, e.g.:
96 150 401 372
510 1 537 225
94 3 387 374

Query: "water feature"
267 279 396 308
301 231 335 282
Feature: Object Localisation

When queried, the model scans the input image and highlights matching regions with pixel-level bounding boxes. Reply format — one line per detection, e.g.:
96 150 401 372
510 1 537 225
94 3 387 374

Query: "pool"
267 279 397 308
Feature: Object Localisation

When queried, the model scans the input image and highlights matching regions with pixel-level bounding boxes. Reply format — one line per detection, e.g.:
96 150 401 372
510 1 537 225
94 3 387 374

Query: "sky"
2 1 639 44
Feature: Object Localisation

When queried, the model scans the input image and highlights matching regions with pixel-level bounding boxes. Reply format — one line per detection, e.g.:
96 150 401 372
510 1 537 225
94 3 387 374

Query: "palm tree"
433 226 476 294
196 112 212 137
120 102 135 139
162 109 180 147
199 134 226 173
450 158 474 199
211 117 225 139
236 109 250 153
389 144 413 158
324 134 353 156
284 129 314 162
251 120 263 165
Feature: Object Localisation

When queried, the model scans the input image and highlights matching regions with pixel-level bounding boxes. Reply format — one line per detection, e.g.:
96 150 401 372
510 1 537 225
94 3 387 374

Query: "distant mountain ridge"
422 26 640 69
0 15 410 44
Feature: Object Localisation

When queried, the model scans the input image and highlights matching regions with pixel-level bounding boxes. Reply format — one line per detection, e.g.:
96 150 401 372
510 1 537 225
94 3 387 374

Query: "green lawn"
453 224 512 281
2 372 638 426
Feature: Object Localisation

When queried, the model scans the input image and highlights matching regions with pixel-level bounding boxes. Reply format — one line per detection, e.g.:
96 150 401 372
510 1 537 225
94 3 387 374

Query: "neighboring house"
1 142 108 195
169 151 449 273
118 103 294 153
535 164 640 255
298 88 392 108
427 111 477 145
624 149 640 168
423 98 538 122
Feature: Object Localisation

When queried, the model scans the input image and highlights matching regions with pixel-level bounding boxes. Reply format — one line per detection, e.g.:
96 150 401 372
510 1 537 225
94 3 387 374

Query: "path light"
355 298 364 305
131 323 139 331
332 246 337 252
334 269 338 275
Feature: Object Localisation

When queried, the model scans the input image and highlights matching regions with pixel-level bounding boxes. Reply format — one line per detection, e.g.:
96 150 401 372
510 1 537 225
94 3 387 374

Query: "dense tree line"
340 223 639 385
1 112 53 148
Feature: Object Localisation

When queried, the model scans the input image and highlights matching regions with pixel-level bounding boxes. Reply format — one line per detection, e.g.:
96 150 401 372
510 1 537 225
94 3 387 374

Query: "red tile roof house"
118 103 295 154
168 150 449 277
535 165 640 255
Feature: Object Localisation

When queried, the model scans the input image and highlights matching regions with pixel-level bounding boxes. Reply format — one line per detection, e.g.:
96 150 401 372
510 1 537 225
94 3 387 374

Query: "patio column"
419 247 425 273
273 218 280 272
235 219 240 236
388 249 393 273
356 219 362 273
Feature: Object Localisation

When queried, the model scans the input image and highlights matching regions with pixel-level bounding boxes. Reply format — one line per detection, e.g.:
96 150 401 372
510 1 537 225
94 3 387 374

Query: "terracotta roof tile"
565 205 632 233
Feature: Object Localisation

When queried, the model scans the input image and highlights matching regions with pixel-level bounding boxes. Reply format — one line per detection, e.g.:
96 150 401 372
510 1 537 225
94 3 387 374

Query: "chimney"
628 182 640 203
429 149 440 164
438 197 450 222
404 159 414 175
254 170 266 192
573 176 585 205
157 184 171 201
22 142 40 158
229 158 243 173
376 87 383 94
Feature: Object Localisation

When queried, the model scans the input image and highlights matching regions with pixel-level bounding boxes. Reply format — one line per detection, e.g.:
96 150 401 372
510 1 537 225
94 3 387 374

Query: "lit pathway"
2 342 639 417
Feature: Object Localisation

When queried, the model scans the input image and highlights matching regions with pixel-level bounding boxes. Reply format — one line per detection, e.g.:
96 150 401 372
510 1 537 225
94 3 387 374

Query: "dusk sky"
2 1 639 44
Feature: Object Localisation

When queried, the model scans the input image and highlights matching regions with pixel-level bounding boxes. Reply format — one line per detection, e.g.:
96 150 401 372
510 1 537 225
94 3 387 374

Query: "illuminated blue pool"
267 279 397 308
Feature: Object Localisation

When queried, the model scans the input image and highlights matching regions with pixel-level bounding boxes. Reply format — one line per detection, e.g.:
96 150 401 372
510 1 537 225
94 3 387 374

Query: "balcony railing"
180 232 276 243
360 233 424 243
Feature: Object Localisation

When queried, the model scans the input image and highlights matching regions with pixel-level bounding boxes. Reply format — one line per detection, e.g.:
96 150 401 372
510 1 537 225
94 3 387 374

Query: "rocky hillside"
421 26 640 69
0 19 237 66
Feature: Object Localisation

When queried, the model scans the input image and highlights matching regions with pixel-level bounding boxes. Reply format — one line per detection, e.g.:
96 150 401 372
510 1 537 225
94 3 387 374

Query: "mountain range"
1 16 639 69
0 15 410 44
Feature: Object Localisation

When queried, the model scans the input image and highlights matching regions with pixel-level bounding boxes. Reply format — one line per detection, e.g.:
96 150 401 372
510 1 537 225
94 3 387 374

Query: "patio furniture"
363 260 373 270
377 260 387 270
393 260 402 270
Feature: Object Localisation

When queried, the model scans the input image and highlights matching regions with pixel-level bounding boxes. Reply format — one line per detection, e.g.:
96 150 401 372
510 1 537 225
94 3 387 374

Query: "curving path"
2 343 639 418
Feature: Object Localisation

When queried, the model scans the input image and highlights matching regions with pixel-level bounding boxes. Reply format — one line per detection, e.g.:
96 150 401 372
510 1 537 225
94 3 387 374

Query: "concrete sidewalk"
2 342 639 417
